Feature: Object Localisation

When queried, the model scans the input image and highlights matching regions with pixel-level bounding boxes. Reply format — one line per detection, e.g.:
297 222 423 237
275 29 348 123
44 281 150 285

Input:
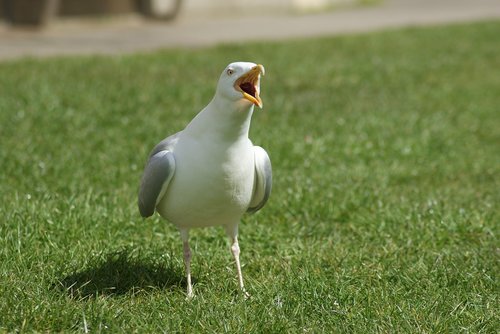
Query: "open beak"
234 64 265 108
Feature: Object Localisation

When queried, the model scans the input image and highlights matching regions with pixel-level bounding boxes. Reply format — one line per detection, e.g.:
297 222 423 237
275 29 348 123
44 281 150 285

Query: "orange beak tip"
258 64 265 76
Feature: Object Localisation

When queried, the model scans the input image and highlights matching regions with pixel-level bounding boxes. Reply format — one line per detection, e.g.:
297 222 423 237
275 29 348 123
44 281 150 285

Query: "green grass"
1 21 499 332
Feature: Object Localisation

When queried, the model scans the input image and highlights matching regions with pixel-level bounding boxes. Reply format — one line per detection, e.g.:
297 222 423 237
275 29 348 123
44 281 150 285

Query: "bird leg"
231 236 245 291
183 241 193 298
180 229 193 298
226 224 248 297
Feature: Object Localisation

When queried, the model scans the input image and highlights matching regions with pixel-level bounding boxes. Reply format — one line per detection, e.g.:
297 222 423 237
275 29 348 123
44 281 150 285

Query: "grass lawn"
1 20 499 332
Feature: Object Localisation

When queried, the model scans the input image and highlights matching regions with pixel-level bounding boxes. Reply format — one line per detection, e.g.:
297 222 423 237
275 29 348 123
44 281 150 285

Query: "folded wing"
138 133 180 217
247 146 272 213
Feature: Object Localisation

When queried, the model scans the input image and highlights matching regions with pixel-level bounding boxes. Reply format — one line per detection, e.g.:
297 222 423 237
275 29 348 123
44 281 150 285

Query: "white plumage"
138 62 272 297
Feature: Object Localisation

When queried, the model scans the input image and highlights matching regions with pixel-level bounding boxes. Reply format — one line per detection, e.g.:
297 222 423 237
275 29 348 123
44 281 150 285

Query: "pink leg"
231 236 245 291
226 224 248 296
180 229 193 298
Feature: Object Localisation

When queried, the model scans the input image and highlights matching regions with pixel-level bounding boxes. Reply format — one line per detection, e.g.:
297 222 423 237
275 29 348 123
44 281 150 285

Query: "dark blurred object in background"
60 0 136 16
138 0 182 20
1 0 182 26
2 0 60 25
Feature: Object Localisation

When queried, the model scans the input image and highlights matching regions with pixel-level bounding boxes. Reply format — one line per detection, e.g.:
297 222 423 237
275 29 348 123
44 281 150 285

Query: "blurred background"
1 0 499 60
2 0 363 24
0 0 364 25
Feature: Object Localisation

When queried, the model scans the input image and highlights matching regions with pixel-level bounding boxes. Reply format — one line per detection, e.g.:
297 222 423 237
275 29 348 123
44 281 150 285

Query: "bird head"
216 62 265 109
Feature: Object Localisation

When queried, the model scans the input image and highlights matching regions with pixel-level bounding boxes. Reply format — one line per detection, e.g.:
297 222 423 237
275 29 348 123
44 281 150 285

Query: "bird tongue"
235 65 264 108
239 82 256 98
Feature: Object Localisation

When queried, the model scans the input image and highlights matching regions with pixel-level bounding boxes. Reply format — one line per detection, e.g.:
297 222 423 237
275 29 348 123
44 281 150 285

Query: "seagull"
138 62 272 297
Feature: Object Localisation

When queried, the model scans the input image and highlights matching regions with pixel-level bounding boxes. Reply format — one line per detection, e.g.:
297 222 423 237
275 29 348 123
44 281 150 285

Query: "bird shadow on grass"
53 248 187 300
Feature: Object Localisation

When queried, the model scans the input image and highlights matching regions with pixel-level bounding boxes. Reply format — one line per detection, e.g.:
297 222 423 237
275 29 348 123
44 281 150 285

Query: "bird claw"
241 289 251 300
185 285 194 300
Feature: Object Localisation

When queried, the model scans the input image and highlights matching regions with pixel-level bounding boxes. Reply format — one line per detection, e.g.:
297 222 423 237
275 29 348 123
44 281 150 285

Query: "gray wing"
138 132 180 218
149 132 181 158
247 146 272 213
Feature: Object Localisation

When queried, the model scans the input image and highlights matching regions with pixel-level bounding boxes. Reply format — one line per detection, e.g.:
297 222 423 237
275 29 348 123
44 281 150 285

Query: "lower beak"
242 91 263 109
235 64 265 108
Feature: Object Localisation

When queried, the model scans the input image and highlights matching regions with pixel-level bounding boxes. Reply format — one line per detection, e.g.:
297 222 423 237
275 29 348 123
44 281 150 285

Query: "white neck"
184 94 254 141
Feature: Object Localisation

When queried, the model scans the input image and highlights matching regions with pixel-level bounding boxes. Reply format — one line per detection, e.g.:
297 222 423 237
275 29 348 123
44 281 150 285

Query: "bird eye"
226 69 234 76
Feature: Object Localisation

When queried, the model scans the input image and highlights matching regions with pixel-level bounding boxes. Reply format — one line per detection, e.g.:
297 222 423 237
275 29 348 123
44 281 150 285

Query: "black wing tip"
246 206 259 214
138 199 155 218
246 199 268 214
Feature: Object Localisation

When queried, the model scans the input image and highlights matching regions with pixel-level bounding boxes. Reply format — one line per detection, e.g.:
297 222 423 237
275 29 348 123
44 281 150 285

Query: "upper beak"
235 64 265 108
